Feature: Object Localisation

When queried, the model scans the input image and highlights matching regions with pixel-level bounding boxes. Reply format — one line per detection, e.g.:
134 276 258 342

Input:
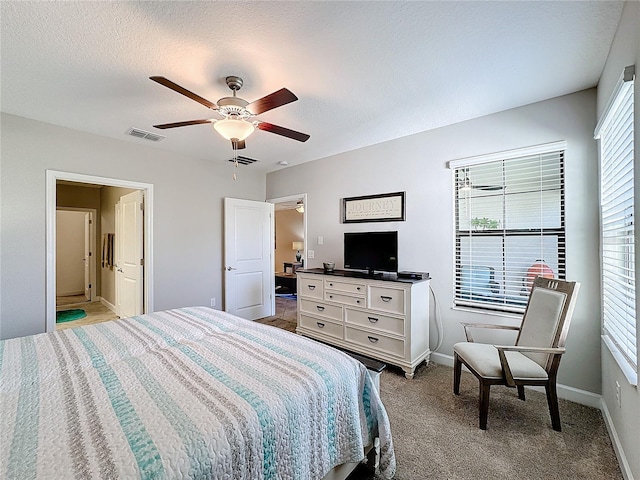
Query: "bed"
0 306 396 479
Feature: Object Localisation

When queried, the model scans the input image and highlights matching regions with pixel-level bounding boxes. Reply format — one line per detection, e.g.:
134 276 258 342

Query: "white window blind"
451 144 566 314
596 65 636 373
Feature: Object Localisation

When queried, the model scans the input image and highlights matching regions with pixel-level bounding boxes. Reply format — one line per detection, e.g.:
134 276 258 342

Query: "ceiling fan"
458 168 504 191
150 75 310 150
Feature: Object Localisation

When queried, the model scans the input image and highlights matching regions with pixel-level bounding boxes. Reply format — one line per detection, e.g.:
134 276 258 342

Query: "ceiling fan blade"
257 122 310 142
149 76 217 110
153 119 213 129
231 139 246 150
247 88 298 115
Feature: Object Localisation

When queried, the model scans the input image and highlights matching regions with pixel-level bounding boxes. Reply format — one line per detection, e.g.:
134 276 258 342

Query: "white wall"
56 210 85 296
596 2 639 479
267 88 601 395
0 113 266 340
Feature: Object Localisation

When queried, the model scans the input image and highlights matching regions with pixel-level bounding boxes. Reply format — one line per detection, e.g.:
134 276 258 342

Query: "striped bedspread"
1 306 395 479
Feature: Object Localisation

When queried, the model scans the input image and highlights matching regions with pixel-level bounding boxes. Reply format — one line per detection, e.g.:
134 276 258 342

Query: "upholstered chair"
453 277 580 431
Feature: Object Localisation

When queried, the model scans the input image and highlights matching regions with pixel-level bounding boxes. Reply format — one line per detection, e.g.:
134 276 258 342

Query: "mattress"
0 306 395 479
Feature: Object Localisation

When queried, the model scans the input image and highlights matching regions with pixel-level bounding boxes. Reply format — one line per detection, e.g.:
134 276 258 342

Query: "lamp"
295 201 304 213
213 118 255 141
292 241 304 262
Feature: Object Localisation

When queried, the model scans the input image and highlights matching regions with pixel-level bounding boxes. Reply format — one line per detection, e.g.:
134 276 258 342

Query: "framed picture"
342 191 406 223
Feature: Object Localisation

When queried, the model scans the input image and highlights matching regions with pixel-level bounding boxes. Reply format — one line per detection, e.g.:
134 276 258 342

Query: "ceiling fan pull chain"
232 138 239 180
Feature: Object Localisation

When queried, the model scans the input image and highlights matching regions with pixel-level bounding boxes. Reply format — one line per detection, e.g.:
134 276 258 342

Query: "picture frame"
342 191 406 223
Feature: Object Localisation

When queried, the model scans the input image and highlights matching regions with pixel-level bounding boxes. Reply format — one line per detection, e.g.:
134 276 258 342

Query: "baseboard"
600 399 635 480
100 296 117 314
430 352 601 408
58 290 84 297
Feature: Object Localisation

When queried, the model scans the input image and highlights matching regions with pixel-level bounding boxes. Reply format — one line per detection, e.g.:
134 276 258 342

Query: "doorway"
46 170 154 333
56 207 96 304
267 193 307 325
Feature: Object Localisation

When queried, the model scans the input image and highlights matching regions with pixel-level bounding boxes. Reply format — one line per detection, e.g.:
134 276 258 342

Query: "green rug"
56 309 87 323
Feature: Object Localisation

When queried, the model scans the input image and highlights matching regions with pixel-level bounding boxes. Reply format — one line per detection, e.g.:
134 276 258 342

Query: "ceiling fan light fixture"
213 118 255 141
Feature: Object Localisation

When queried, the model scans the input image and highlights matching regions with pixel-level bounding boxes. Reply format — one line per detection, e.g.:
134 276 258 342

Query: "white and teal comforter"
0 307 395 479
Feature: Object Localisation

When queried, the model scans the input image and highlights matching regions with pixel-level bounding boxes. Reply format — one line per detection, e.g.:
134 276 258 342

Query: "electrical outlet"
210 297 216 308
615 381 621 407
308 250 315 259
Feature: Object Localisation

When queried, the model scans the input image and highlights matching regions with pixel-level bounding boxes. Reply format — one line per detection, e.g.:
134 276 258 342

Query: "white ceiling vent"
126 127 165 142
228 156 260 166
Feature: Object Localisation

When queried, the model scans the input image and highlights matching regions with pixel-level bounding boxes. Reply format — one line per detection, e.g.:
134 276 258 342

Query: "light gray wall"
596 2 639 478
267 89 601 395
0 113 266 340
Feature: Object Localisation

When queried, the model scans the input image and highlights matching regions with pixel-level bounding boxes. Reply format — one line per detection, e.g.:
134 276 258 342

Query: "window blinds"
452 146 565 314
596 67 636 371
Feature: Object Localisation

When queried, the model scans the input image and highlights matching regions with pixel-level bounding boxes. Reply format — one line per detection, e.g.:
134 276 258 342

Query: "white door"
116 190 144 318
224 198 274 320
84 212 91 301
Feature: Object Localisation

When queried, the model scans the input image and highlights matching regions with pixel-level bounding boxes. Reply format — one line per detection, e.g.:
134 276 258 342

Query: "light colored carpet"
257 298 623 479
357 363 622 479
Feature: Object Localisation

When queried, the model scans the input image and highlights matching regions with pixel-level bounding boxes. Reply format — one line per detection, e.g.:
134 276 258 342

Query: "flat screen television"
344 231 398 275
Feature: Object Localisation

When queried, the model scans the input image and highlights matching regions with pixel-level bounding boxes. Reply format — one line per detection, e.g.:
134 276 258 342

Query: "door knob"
226 266 237 271
117 268 123 273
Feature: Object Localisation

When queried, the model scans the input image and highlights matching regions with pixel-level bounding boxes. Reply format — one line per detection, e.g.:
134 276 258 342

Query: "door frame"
56 207 97 302
46 170 154 332
266 192 308 269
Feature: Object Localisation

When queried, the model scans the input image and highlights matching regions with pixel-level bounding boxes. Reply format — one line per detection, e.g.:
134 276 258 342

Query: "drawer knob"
329 295 333 299
317 322 325 328
367 336 379 343
357 287 361 291
316 305 325 311
368 317 379 323
356 300 360 304
308 285 316 290
380 295 392 302
329 283 333 286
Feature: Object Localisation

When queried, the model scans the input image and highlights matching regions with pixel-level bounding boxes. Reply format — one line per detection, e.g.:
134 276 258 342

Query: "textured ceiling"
0 1 624 173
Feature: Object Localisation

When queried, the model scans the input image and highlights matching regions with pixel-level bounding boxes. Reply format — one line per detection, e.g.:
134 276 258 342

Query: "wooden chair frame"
453 277 580 431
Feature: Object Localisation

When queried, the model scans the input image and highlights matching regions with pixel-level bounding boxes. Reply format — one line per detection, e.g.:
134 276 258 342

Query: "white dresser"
296 269 430 379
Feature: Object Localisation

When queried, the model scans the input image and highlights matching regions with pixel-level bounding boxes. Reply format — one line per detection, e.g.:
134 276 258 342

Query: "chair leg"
517 385 525 401
545 382 562 431
479 382 490 430
453 353 462 395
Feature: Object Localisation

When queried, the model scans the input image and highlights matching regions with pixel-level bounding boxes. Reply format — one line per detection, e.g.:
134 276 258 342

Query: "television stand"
296 269 431 379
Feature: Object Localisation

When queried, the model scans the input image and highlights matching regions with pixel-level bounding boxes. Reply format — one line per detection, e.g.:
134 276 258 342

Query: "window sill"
602 335 638 387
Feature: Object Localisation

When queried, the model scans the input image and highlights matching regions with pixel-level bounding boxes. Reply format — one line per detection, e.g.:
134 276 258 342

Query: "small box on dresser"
297 269 431 379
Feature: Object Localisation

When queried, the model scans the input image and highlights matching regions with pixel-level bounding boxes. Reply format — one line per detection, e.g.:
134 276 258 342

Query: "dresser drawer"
299 277 324 299
369 286 405 315
325 292 365 308
299 299 342 321
299 314 343 340
325 279 366 295
345 326 405 358
345 308 404 336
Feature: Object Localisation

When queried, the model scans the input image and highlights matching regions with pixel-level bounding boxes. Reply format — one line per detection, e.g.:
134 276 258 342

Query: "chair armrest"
460 322 520 342
494 345 566 386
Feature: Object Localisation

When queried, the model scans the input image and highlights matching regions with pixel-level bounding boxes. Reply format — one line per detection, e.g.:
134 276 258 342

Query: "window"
450 142 566 314
596 65 636 381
